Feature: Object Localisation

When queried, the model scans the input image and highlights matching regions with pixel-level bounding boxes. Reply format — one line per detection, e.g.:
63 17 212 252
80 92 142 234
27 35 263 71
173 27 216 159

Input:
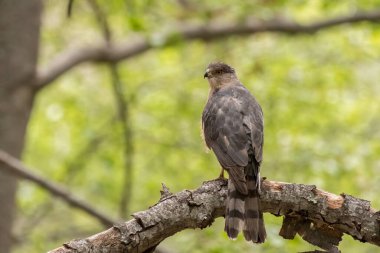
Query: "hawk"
202 62 266 243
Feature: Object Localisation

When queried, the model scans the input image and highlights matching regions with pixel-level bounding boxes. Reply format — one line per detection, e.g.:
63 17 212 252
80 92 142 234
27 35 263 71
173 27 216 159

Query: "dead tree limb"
0 150 116 227
35 9 380 88
48 179 380 253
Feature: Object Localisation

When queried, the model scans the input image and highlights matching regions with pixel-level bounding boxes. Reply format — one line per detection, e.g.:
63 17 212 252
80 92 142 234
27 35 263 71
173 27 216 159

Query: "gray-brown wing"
202 93 250 193
244 105 263 164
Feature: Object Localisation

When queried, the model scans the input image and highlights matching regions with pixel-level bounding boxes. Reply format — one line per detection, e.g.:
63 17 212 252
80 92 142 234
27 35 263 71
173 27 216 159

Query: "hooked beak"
203 72 209 79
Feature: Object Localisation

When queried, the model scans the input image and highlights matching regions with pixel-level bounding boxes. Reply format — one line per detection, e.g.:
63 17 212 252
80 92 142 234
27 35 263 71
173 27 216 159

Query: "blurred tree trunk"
0 0 42 252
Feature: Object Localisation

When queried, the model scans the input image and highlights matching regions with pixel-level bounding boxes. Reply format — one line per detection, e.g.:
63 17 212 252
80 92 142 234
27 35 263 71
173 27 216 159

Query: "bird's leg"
218 168 225 179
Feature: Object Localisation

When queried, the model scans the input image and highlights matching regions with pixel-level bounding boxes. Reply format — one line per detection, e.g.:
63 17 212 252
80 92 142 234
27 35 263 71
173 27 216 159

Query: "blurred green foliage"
15 0 380 252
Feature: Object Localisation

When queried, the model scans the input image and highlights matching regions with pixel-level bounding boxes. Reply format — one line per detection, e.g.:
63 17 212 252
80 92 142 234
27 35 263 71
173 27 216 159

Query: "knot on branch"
159 183 173 201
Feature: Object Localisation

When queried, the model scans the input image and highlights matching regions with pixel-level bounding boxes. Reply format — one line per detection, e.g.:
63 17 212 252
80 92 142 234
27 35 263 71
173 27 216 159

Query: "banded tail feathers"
224 175 266 243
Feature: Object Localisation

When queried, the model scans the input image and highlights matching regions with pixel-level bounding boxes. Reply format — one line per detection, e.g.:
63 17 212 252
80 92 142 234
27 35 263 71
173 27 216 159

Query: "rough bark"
48 179 380 253
35 9 380 88
0 0 42 252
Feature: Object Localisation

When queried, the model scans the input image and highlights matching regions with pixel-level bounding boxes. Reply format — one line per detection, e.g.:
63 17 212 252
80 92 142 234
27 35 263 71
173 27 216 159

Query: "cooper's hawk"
202 62 266 243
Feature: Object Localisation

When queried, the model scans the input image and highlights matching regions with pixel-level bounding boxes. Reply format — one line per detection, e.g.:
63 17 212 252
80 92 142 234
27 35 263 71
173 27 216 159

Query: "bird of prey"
202 62 266 243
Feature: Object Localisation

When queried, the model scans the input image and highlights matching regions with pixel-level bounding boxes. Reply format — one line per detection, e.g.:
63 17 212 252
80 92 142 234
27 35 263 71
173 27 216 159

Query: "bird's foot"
218 169 225 179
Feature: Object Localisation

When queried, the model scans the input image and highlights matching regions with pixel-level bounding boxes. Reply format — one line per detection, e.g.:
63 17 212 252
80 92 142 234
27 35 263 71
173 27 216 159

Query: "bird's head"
204 62 237 89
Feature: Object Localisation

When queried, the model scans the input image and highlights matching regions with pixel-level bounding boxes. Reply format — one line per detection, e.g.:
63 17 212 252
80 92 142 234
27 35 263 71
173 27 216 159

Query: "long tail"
243 169 266 243
224 169 266 243
224 179 245 239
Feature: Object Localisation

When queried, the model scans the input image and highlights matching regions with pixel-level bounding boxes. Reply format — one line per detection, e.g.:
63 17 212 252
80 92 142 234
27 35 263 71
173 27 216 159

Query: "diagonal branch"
48 179 380 253
35 40 148 88
0 150 117 227
35 9 380 89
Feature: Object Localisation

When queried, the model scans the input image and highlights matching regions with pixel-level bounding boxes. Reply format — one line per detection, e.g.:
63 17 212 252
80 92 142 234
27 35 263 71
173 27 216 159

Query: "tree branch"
48 178 380 253
86 0 135 218
109 64 135 219
0 150 117 227
35 9 380 88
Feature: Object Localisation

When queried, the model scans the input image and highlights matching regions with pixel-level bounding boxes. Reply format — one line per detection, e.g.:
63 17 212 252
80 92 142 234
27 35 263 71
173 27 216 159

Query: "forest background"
1 1 380 253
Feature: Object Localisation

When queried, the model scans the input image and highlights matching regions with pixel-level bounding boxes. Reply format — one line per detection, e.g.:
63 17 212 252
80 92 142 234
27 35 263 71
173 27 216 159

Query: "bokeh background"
6 1 380 252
